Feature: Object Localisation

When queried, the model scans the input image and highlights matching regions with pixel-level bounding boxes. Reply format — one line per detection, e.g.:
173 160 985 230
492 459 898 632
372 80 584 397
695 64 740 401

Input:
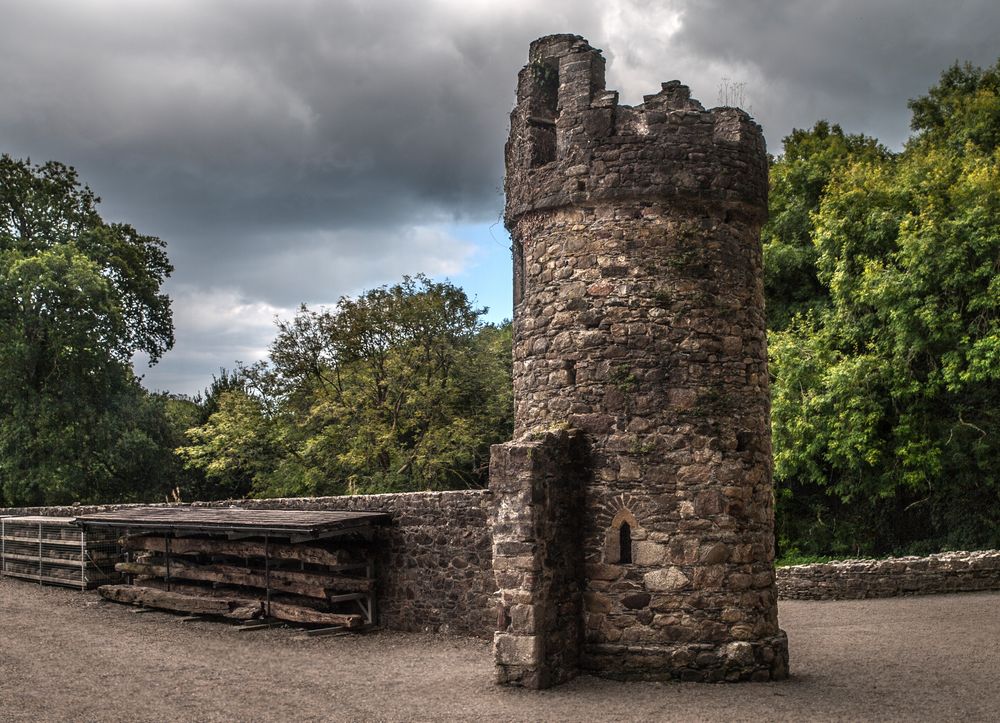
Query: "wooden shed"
75 507 390 630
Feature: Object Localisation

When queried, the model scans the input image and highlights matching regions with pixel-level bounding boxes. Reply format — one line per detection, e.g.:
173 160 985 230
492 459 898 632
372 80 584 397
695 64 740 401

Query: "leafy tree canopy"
179 276 513 498
0 156 176 506
769 60 1000 556
763 121 891 330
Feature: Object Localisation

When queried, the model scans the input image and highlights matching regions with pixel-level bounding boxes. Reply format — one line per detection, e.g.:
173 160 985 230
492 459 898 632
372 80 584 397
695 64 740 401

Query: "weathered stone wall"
490 430 586 688
504 39 767 225
497 33 787 684
0 490 495 637
777 550 1000 600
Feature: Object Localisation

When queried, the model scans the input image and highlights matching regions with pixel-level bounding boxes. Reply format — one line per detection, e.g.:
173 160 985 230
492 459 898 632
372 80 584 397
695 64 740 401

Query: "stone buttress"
490 34 789 686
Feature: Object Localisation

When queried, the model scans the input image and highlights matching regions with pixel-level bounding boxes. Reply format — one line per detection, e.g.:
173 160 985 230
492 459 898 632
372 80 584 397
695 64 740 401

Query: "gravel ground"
1 577 997 722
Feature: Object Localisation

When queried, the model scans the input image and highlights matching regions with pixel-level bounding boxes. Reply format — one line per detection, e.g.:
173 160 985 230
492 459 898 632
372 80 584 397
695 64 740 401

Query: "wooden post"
264 534 271 618
164 533 171 592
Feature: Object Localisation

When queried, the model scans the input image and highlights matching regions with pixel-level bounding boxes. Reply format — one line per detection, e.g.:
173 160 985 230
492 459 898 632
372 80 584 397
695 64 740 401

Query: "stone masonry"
491 34 788 686
490 429 587 688
777 550 1000 600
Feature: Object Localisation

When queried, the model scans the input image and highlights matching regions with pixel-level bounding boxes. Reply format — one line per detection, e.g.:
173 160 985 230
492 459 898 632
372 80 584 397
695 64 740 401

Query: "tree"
176 385 284 500
179 276 513 498
763 121 890 330
768 60 1000 556
0 156 175 506
171 369 260 501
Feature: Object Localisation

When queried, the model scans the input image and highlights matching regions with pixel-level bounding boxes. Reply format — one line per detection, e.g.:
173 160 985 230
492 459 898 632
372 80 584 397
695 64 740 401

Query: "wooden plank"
137 580 361 618
0 535 86 548
266 602 363 628
236 621 285 632
115 558 372 599
303 627 351 638
326 592 369 603
122 536 358 568
98 584 263 620
0 551 117 567
137 578 257 598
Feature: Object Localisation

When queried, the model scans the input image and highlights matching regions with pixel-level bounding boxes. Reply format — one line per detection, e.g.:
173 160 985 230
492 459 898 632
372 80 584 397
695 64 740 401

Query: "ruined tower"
490 35 789 686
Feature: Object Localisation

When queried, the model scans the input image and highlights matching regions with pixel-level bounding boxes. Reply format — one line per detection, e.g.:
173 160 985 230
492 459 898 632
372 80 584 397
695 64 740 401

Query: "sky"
2 0 999 396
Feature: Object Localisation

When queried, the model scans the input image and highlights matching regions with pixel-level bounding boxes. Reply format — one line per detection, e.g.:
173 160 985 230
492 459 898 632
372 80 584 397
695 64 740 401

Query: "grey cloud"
660 0 1000 149
1 1 599 235
0 0 604 310
4 0 998 395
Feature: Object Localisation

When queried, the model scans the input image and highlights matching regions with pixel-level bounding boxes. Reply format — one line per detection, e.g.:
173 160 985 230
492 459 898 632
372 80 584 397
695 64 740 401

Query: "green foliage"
908 61 1000 153
763 121 890 330
176 387 285 500
179 276 513 498
769 60 1000 556
172 369 259 501
0 155 177 506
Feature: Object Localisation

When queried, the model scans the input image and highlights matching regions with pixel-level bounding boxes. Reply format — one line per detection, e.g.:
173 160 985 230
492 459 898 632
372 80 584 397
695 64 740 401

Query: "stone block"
699 542 730 565
510 604 536 634
584 591 612 614
693 564 726 589
632 541 666 566
621 592 651 609
586 563 623 581
729 623 753 640
494 633 541 667
643 567 690 592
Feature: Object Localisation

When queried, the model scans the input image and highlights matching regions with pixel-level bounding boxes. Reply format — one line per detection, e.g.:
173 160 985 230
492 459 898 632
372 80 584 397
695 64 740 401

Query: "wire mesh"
0 517 122 589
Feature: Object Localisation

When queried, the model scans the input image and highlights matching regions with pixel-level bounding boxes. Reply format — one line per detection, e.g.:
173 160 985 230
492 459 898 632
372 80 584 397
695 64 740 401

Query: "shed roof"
1 516 77 524
74 507 389 537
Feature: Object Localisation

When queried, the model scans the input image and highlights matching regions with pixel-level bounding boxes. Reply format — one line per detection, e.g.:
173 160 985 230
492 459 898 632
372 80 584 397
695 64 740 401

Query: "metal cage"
0 516 122 589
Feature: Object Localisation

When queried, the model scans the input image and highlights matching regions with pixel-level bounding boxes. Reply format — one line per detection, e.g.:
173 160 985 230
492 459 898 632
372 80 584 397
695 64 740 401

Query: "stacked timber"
99 534 374 628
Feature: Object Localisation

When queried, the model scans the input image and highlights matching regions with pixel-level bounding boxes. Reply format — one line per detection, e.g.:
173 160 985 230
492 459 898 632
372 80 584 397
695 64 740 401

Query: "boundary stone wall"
776 550 1000 600
0 490 495 637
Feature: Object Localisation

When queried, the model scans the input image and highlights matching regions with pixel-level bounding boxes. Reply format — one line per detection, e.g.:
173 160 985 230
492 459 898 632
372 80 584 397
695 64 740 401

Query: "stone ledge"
0 489 491 519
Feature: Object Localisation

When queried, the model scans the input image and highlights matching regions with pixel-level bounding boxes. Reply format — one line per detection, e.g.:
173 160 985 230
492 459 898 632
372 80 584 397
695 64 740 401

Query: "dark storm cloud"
0 0 603 304
658 0 1000 150
3 0 998 394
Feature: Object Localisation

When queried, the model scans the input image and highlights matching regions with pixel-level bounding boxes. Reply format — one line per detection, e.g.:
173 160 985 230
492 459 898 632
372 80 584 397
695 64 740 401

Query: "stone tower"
489 34 788 687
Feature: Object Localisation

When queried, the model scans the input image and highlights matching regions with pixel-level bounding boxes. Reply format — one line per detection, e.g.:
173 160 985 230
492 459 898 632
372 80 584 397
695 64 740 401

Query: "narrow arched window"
619 522 632 564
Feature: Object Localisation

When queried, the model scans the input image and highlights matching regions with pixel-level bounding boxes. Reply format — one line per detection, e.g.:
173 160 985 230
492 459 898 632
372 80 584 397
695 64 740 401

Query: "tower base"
582 632 789 682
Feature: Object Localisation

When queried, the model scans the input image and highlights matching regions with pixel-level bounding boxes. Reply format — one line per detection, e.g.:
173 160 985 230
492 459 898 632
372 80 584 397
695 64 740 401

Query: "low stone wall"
0 490 496 637
776 550 1000 600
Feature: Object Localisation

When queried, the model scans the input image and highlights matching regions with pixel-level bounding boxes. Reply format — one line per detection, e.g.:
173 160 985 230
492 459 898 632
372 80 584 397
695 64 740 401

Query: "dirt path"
1 578 997 722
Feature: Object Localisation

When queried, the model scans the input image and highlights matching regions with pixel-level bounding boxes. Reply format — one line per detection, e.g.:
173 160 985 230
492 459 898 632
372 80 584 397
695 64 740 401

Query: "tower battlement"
505 35 767 224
